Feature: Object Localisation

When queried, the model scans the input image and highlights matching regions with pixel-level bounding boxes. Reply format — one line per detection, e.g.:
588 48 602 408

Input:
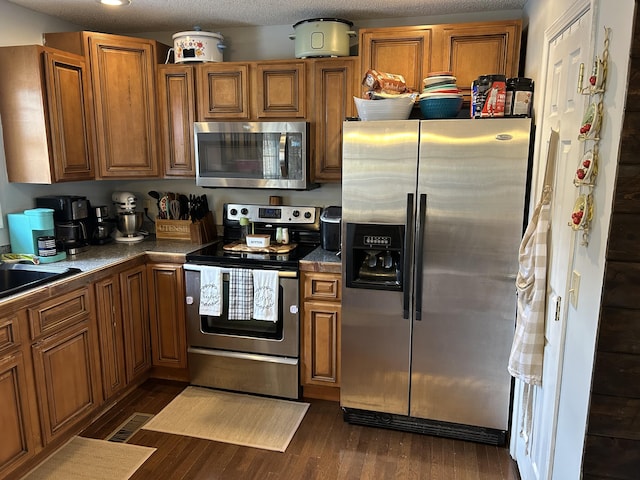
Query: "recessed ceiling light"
97 0 131 6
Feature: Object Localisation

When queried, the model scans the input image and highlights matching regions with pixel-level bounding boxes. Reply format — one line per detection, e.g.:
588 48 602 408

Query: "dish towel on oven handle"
228 268 254 320
199 266 223 317
252 269 279 322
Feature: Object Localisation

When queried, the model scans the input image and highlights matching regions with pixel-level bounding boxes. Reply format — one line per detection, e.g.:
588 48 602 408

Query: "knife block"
156 211 216 243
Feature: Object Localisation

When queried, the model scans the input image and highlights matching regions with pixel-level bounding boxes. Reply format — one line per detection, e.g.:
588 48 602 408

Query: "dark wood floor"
80 379 521 480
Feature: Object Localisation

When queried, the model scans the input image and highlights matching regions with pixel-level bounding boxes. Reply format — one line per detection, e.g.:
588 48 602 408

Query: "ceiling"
8 0 527 33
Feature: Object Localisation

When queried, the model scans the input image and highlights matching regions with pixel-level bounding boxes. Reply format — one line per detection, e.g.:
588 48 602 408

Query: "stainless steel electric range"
183 203 321 399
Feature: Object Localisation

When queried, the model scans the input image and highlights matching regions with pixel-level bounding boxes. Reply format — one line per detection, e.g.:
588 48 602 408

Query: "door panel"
511 6 592 479
411 119 530 428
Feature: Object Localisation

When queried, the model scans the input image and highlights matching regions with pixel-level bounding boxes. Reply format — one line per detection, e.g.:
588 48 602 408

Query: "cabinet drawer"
0 314 21 353
28 287 92 340
303 273 341 302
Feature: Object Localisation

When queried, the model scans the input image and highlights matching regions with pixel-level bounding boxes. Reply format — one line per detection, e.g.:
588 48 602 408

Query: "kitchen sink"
0 263 81 300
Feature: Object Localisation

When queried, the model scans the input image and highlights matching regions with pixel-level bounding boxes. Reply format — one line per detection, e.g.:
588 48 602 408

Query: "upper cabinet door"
359 27 433 94
157 64 196 177
0 45 95 183
196 63 250 120
88 34 160 178
309 57 359 183
253 61 306 118
44 50 95 182
437 20 522 103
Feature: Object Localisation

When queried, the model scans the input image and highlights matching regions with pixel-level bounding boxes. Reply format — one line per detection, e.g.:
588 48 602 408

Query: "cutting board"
223 242 297 254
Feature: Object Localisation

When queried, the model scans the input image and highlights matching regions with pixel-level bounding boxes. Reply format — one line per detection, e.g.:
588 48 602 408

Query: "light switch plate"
570 270 581 309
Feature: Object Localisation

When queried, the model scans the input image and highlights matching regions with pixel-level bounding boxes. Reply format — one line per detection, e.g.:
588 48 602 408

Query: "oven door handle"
187 347 299 365
183 263 298 278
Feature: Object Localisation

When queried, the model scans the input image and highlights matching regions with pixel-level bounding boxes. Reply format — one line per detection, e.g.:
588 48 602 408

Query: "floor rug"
21 436 156 480
141 385 310 452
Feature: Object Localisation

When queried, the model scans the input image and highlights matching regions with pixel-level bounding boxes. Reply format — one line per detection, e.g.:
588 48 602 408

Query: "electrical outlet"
570 271 581 309
143 198 152 210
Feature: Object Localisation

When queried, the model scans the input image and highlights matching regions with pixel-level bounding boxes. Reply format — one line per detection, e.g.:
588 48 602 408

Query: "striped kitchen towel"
228 268 254 320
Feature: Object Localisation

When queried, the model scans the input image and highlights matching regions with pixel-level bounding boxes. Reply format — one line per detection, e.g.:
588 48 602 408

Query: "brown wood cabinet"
358 19 522 104
301 271 342 401
0 45 95 183
119 265 152 382
196 60 306 120
94 264 152 401
359 26 433 94
0 312 40 479
146 263 187 370
44 31 168 179
94 274 127 400
308 57 359 182
157 64 196 177
28 287 102 446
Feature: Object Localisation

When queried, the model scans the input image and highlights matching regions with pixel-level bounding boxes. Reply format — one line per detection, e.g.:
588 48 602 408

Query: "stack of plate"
419 71 463 119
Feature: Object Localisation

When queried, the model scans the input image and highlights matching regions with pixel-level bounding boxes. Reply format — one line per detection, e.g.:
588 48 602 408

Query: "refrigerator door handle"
403 193 414 319
414 193 427 321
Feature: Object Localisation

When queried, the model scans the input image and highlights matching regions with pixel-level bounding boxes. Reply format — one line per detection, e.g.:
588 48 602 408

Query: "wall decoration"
571 27 610 245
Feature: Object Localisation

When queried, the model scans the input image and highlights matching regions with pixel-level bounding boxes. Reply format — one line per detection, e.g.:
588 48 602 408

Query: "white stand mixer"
112 192 144 243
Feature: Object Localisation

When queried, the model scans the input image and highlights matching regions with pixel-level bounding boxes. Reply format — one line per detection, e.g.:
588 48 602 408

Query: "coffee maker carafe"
91 205 116 245
35 195 91 255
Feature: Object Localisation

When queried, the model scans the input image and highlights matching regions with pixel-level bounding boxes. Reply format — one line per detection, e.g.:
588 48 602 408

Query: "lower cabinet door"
302 301 341 386
0 351 38 477
147 263 187 369
31 321 101 445
119 265 151 382
95 274 127 400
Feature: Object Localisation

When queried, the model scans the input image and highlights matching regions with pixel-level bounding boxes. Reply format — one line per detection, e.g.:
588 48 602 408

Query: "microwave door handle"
279 133 288 178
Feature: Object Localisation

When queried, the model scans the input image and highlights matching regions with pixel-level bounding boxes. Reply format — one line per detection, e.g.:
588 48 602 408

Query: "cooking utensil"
178 195 190 220
159 196 168 219
169 199 181 220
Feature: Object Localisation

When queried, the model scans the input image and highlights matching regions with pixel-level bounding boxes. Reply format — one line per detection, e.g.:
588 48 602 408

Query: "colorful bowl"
419 95 463 119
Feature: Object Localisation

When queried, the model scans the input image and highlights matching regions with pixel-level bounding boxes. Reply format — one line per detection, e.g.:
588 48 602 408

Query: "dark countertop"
300 246 342 273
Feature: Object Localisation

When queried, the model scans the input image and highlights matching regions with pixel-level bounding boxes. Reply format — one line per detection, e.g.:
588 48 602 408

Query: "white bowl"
354 96 415 121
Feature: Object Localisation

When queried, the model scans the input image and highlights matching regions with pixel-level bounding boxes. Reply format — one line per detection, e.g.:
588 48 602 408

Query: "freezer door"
341 120 420 225
410 118 531 429
340 120 419 415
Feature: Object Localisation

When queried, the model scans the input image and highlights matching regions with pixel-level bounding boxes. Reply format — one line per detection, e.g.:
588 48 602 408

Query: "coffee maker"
35 195 91 255
7 208 67 263
90 205 116 245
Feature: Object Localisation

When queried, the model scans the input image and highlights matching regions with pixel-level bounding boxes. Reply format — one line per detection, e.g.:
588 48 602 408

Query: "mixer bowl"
117 212 143 237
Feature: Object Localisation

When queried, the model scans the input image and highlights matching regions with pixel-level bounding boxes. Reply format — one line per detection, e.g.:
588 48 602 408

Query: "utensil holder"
156 211 216 243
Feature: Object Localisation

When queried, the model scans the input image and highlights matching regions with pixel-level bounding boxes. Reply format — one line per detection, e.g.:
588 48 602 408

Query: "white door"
511 4 593 480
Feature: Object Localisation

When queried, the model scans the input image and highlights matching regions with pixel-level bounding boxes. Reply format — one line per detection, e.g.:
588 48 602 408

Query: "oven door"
183 264 300 398
184 265 299 357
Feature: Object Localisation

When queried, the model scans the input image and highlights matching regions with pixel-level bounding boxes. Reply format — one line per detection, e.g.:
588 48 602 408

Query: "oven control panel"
225 204 318 224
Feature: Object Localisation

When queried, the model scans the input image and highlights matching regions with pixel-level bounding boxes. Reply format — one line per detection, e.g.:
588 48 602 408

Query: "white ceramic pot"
172 29 225 63
289 18 356 58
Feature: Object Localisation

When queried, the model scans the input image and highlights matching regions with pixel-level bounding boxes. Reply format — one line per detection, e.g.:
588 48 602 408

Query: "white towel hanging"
199 266 223 316
252 270 279 322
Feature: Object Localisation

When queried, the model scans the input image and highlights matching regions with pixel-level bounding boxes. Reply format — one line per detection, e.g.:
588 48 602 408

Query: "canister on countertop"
505 77 534 117
472 74 507 118
37 236 57 257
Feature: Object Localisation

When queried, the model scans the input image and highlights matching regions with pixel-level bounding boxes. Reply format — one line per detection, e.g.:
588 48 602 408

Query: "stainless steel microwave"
194 121 315 190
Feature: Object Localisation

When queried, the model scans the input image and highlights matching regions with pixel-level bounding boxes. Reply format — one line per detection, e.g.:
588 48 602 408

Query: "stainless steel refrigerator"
340 118 532 445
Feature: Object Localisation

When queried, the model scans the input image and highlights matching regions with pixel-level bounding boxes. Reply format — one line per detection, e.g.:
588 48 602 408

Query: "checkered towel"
508 129 558 387
228 268 253 320
507 196 549 386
